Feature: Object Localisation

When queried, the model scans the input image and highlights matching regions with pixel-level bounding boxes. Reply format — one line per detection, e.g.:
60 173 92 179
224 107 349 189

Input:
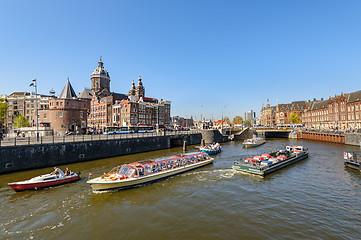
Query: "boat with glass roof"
87 152 214 192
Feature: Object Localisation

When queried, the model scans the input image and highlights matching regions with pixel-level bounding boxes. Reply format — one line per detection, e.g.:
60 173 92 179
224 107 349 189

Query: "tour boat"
200 143 221 155
343 151 361 171
87 152 214 192
8 172 80 192
232 145 308 176
242 138 265 148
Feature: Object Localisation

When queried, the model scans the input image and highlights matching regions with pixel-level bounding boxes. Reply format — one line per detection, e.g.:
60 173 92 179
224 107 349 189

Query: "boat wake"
183 168 235 182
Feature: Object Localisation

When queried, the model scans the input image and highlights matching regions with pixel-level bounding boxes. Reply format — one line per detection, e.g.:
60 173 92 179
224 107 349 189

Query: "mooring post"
183 140 187 151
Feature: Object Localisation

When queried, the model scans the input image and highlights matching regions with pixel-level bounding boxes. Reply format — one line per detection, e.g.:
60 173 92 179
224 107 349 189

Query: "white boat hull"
87 158 214 192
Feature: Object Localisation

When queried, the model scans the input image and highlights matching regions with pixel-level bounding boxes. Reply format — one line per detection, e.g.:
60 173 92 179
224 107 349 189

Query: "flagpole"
30 79 39 141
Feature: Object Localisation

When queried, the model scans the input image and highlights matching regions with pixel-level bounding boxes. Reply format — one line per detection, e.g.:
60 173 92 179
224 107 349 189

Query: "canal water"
1 139 361 239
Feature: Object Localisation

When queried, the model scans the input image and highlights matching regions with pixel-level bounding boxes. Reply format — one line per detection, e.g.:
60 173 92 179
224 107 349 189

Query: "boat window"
118 165 130 175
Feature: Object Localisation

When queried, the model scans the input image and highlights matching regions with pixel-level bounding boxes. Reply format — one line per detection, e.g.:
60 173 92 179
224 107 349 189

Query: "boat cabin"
113 152 210 178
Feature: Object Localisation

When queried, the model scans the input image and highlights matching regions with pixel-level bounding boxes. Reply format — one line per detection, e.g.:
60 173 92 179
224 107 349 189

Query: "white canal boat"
87 152 214 192
242 138 266 148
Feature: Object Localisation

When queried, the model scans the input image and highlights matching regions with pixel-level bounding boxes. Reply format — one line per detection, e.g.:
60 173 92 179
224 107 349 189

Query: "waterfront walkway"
0 130 200 147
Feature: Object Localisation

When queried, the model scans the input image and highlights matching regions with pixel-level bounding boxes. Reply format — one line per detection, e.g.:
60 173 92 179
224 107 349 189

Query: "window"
44 113 47 119
58 111 63 117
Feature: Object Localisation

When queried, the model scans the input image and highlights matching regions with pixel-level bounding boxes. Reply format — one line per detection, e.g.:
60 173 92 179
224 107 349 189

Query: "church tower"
91 57 110 93
129 80 136 96
135 74 145 101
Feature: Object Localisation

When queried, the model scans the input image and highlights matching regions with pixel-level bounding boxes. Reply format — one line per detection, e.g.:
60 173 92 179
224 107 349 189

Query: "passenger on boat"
65 167 72 176
51 167 65 177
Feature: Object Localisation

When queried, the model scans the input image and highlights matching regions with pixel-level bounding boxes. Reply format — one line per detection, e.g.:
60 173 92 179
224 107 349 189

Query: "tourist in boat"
51 167 65 177
65 167 71 176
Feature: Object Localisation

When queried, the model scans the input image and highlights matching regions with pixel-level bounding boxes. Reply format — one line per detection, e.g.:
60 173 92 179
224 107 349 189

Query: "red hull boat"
8 172 80 192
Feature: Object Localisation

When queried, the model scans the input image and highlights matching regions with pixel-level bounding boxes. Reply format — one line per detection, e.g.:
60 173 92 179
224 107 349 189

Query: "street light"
29 78 39 141
221 106 226 129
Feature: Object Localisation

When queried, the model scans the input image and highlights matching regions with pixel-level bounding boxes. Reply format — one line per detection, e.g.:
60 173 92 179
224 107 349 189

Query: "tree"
232 115 243 124
13 115 30 128
0 98 7 130
224 116 230 122
244 120 251 126
289 112 301 124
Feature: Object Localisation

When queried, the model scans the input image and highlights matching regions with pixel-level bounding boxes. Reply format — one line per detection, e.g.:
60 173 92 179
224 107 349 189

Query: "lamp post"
30 79 39 141
221 106 226 129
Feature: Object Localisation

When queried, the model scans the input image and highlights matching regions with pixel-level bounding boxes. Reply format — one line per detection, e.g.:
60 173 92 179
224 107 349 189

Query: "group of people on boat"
204 142 221 151
148 154 208 173
108 153 211 180
51 167 73 177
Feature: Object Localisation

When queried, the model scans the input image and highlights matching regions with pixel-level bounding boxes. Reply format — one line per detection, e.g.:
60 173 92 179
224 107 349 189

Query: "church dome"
91 58 110 79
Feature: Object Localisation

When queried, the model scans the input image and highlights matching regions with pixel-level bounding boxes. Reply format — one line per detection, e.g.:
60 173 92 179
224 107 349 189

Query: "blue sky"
1 0 361 121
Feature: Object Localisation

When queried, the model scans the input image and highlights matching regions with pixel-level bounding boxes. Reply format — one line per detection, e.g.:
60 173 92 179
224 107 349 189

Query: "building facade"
38 79 89 135
6 92 53 131
261 90 361 130
87 59 171 130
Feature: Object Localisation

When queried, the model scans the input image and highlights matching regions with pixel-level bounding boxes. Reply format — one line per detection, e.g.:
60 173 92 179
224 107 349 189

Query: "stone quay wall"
200 130 229 144
344 133 361 147
0 134 202 174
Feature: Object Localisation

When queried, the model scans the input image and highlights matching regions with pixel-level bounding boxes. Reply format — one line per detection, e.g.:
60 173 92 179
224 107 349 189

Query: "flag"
29 83 34 87
89 172 93 176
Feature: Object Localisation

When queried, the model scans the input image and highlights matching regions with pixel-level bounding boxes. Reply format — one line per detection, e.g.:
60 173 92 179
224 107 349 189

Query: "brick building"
261 90 361 130
260 99 276 126
39 79 89 135
87 59 171 130
275 101 305 125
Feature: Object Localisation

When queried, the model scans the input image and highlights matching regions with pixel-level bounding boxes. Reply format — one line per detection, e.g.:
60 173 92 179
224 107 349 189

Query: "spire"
98 57 103 68
137 74 143 87
135 73 145 101
129 80 136 95
59 78 77 99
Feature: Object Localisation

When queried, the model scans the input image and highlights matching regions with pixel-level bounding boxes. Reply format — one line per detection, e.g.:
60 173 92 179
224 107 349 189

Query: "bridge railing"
0 130 201 147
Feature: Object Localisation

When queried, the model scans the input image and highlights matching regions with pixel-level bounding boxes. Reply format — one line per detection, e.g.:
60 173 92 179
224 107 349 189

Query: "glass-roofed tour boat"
87 152 214 192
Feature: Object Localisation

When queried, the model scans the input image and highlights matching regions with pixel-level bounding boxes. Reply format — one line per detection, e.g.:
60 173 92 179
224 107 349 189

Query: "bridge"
253 128 293 138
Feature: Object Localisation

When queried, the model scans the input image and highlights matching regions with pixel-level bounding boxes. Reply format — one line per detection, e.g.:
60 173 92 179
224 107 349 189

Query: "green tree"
244 120 251 126
13 115 30 128
232 115 243 124
289 112 301 124
0 98 7 130
224 116 230 122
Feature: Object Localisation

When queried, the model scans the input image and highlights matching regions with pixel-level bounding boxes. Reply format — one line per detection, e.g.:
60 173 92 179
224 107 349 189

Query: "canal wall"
301 132 345 144
200 130 229 144
0 134 202 174
344 133 361 147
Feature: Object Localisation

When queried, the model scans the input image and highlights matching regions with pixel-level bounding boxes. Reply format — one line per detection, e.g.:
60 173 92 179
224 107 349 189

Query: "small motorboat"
242 138 265 148
344 151 361 171
200 143 222 155
8 171 80 192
